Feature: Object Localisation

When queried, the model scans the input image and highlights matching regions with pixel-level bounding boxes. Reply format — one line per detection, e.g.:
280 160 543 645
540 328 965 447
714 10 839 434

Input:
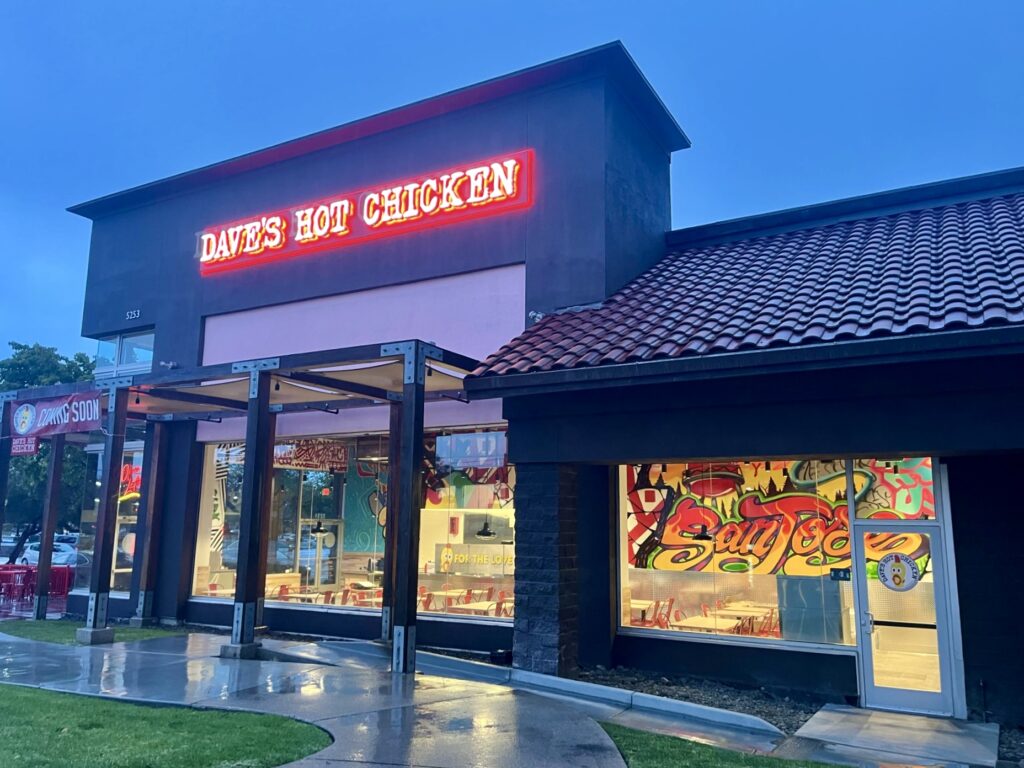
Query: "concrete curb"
418 652 512 684
630 692 784 735
414 651 782 736
511 669 634 706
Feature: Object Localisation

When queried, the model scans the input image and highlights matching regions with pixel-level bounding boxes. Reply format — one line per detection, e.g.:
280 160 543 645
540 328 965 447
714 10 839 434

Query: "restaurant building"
2 42 1023 725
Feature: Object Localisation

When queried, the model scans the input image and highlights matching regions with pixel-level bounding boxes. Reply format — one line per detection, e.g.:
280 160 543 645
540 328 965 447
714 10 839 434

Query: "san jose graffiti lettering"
624 459 932 577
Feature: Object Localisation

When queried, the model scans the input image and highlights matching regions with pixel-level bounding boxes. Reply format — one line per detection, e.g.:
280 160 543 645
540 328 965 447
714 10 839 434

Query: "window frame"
94 331 155 378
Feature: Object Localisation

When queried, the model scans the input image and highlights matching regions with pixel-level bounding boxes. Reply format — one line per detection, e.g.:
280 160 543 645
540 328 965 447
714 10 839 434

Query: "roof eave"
465 325 1024 400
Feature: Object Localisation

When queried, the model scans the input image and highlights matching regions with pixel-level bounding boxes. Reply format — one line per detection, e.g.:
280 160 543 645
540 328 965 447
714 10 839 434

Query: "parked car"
20 542 83 567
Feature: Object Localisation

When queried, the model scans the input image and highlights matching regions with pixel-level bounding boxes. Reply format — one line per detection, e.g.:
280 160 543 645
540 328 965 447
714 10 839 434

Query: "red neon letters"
198 149 534 275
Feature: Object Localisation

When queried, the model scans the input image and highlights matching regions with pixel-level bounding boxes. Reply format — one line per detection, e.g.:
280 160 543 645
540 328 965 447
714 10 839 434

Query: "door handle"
861 612 875 635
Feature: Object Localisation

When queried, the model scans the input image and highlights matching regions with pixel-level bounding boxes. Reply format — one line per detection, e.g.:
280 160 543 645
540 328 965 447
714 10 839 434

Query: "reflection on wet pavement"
0 632 627 767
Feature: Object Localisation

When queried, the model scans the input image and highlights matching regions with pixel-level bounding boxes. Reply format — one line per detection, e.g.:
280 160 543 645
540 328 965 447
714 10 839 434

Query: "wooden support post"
380 400 402 641
78 387 128 644
33 434 65 620
392 344 425 674
223 370 276 658
130 421 168 627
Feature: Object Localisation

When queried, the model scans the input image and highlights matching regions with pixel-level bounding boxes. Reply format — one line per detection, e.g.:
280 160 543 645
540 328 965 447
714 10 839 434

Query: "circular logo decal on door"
12 404 36 435
877 552 921 592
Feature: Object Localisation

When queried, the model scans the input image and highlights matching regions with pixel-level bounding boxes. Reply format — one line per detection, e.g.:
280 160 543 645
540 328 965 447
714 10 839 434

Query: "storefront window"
191 437 387 605
191 429 514 619
618 458 937 645
73 429 146 592
417 430 515 621
619 460 856 644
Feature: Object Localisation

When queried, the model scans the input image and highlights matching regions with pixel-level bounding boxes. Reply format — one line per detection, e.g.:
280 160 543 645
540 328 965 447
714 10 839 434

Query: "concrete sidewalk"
0 630 999 768
0 630 782 767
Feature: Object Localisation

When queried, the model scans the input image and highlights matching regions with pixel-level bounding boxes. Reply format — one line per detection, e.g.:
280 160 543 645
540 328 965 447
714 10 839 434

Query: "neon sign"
198 149 534 275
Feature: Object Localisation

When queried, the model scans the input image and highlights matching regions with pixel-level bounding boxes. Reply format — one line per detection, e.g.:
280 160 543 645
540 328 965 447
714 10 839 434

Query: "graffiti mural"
623 459 933 577
424 434 514 511
340 432 515 554
341 460 388 554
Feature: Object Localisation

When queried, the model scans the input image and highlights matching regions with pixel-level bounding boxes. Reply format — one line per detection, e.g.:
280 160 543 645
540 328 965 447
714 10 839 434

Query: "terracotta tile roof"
473 191 1024 377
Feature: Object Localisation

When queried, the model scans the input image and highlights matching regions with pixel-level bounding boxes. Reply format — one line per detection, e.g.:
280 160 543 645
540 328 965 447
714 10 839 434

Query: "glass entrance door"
853 522 954 715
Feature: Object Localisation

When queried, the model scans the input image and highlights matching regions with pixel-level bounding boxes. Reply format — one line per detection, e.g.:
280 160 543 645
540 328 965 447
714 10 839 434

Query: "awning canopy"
2 340 479 424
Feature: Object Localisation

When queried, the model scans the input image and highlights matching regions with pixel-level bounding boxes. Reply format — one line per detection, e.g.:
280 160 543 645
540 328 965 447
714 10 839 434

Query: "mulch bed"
574 666 824 735
575 666 1024 764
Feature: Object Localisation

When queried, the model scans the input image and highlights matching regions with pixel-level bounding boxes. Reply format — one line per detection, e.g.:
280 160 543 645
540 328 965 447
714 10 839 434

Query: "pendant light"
693 524 712 541
475 514 497 540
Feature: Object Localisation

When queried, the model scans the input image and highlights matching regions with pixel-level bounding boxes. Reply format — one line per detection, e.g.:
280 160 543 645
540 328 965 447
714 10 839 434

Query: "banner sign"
10 436 39 456
197 149 534 275
273 439 349 473
11 391 102 438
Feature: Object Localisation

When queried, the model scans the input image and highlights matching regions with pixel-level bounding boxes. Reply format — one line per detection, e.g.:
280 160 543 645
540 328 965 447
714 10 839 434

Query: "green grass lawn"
603 724 829 768
0 619 187 645
0 686 330 768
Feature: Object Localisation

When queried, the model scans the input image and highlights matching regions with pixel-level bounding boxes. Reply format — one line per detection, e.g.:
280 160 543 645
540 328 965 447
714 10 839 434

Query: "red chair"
462 588 473 605
636 600 662 627
655 598 674 628
208 583 218 596
482 586 495 601
321 590 334 605
419 594 434 611
276 584 290 601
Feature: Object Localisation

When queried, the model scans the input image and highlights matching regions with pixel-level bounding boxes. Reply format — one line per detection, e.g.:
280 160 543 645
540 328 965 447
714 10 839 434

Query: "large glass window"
618 458 935 645
416 429 515 621
191 437 387 605
619 460 854 644
73 429 147 592
190 428 515 622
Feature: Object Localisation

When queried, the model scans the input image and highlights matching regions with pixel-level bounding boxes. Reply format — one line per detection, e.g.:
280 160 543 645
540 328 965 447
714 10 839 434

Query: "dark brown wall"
947 454 1024 726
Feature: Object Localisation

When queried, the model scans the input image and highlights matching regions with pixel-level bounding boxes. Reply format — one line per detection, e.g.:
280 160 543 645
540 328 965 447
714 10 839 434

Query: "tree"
0 342 93 390
1 342 95 560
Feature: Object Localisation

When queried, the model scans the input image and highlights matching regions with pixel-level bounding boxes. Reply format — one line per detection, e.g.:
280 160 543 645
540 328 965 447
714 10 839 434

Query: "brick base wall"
512 463 579 675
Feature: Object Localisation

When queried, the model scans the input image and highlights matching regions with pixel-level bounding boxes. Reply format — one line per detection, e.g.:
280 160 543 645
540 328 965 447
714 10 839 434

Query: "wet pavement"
0 631 1000 768
0 632 627 767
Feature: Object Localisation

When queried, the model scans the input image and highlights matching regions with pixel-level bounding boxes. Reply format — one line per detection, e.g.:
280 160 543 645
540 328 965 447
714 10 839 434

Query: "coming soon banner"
9 391 103 455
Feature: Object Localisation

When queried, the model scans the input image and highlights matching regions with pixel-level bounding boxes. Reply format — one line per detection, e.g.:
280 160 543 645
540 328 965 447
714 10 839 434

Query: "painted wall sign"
876 552 921 592
10 391 103 438
198 149 535 275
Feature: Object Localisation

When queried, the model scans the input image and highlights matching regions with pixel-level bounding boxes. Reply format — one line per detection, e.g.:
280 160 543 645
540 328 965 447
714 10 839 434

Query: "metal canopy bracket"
105 376 135 390
381 342 442 386
232 358 281 375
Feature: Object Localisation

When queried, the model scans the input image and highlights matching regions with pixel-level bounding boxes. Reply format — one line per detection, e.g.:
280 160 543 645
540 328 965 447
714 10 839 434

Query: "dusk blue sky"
2 1 1023 357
